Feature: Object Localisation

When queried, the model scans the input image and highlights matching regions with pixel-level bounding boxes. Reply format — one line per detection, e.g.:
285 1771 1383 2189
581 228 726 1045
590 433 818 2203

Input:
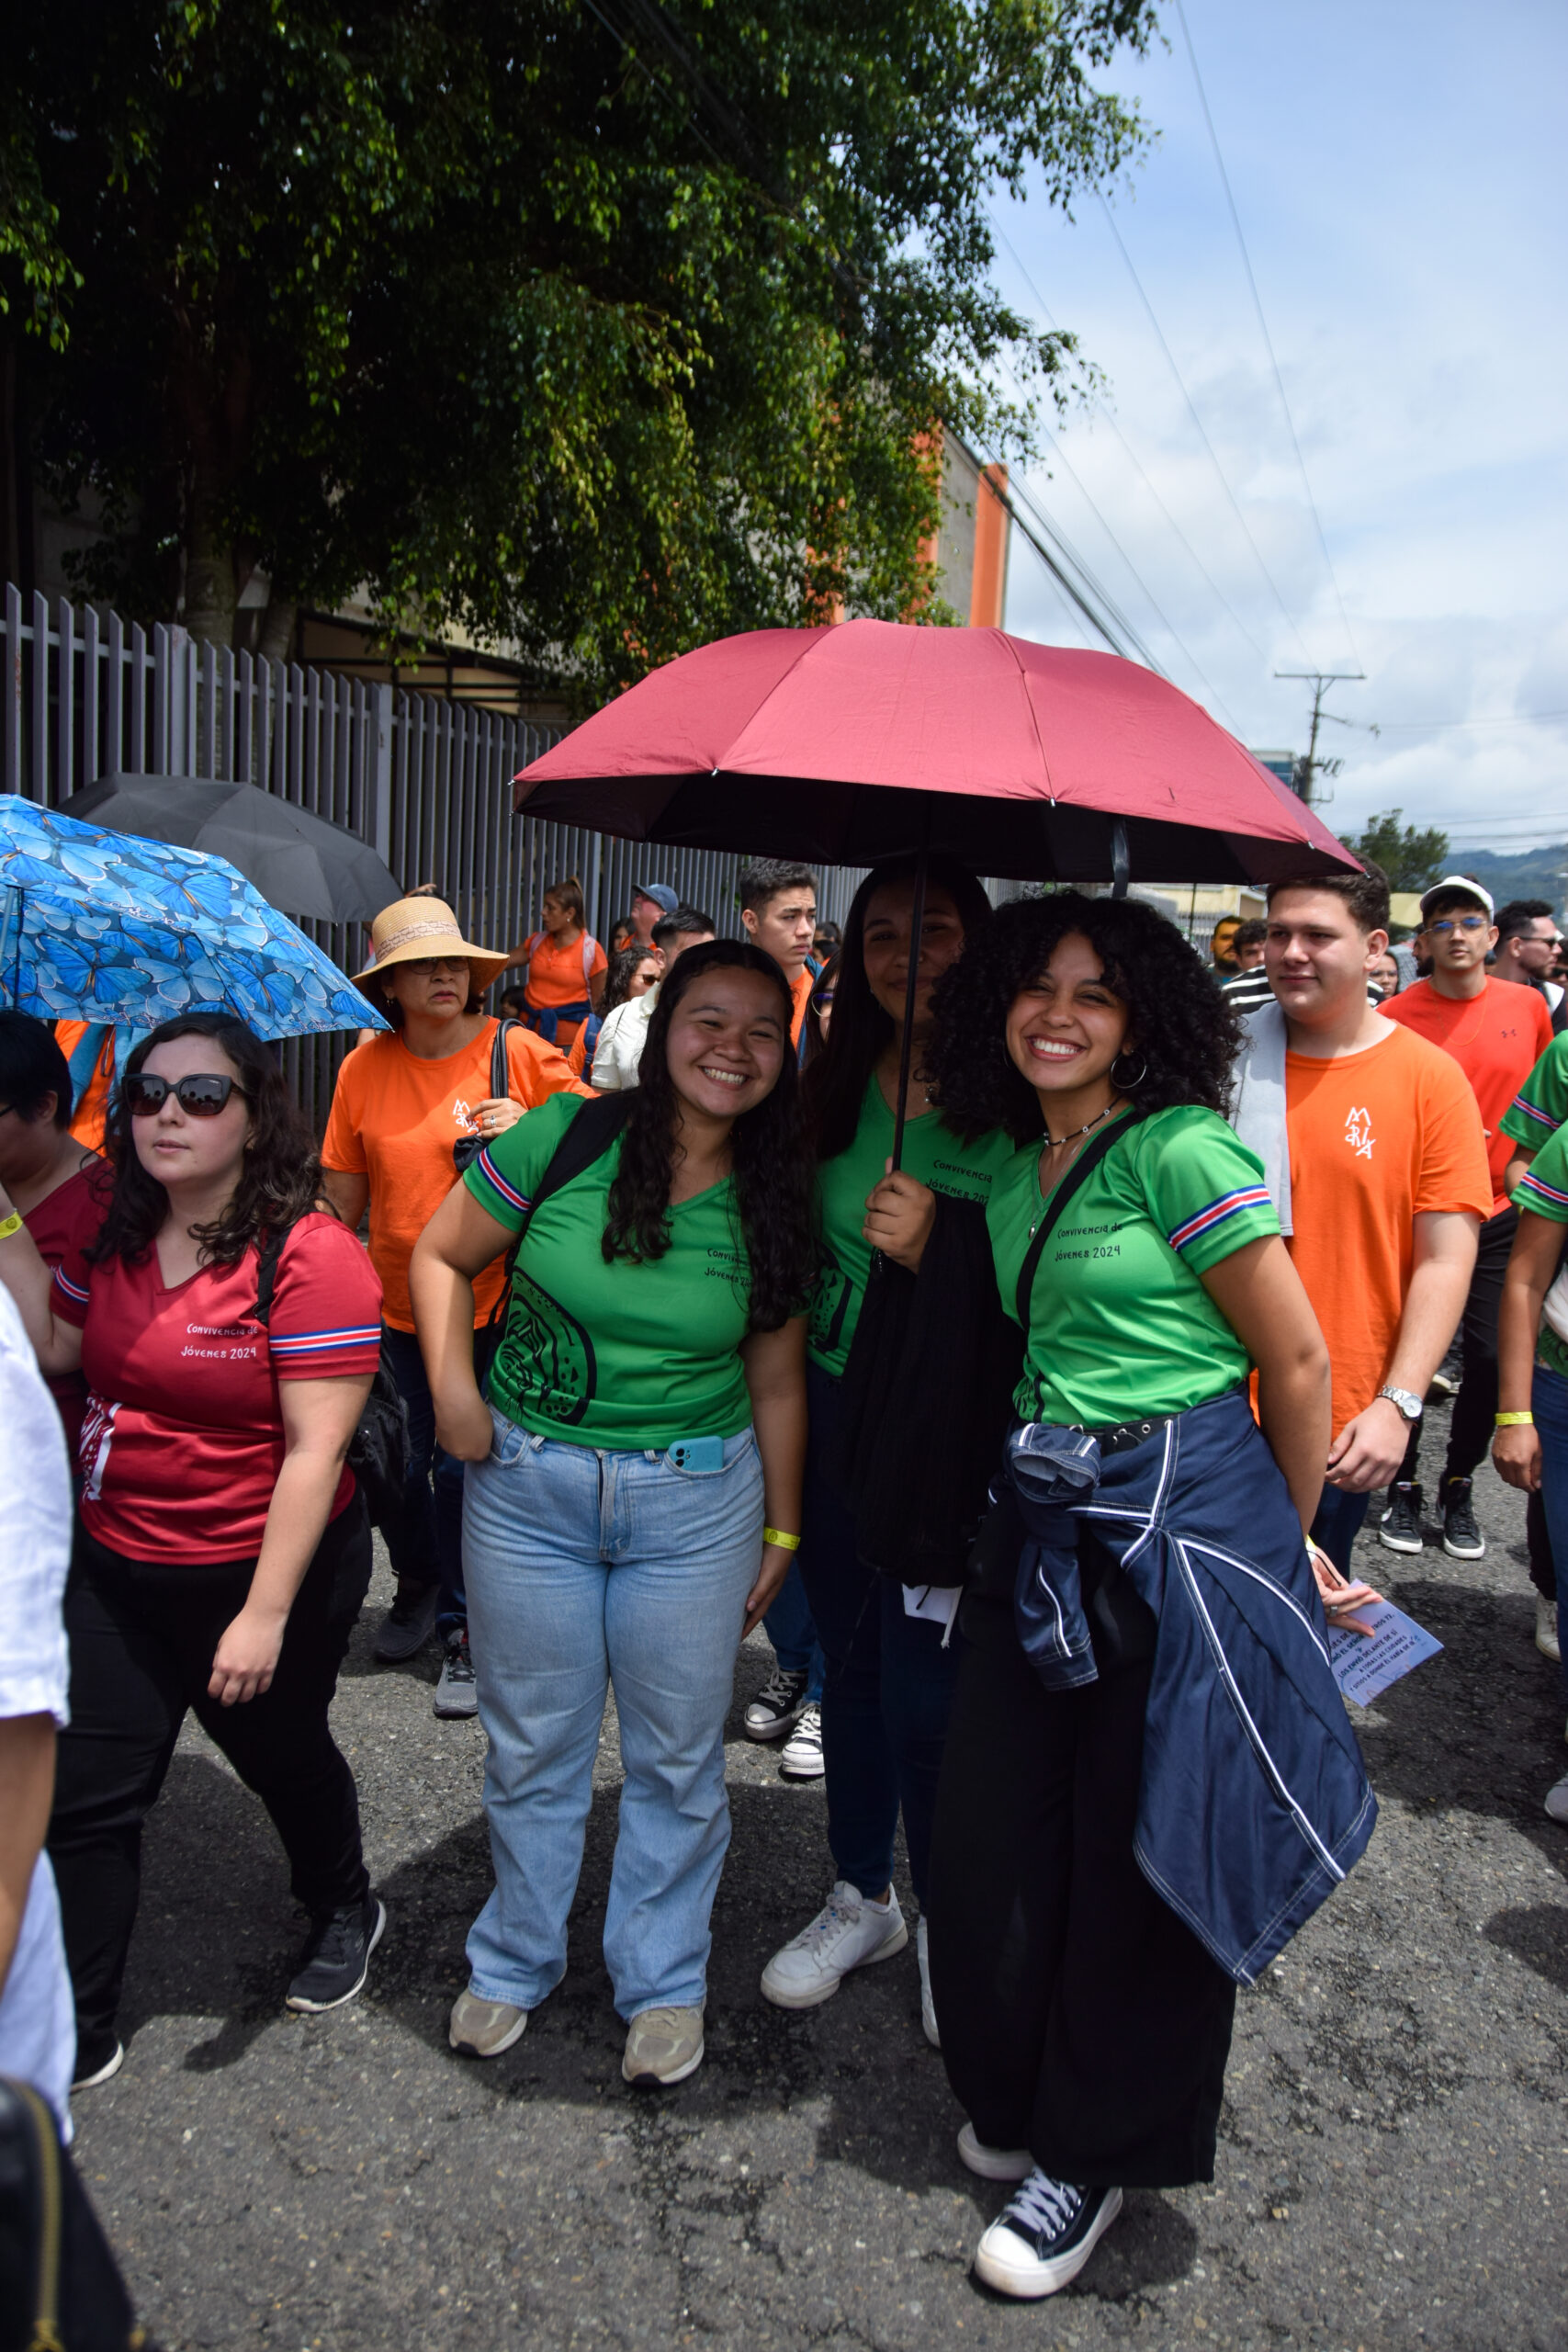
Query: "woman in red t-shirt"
508 876 609 1054
0 1013 384 2088
0 1012 106 1453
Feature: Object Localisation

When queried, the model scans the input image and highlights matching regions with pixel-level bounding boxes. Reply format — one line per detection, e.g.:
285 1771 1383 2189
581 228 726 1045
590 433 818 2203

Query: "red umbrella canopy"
515 621 1359 886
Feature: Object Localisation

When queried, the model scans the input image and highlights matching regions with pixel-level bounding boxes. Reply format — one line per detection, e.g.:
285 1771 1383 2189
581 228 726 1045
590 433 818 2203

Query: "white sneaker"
1537 1594 1562 1663
780 1702 824 1780
957 2120 1033 2182
761 1881 908 2009
916 1917 940 2047
1546 1772 1568 1826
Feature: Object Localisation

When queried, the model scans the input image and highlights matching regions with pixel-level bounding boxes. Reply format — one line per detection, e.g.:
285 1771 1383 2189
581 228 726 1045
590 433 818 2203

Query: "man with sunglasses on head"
1379 876 1555 1559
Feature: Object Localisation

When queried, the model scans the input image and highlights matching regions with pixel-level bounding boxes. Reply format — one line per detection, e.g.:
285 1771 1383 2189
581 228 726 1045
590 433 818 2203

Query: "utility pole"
1275 670 1365 805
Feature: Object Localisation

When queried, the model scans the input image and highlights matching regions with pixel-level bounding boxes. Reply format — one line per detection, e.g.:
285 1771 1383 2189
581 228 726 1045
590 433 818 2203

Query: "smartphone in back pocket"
667 1435 725 1473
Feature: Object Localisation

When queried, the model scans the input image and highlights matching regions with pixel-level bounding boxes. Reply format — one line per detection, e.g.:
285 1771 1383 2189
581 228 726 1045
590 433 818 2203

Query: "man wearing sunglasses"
1380 876 1555 1560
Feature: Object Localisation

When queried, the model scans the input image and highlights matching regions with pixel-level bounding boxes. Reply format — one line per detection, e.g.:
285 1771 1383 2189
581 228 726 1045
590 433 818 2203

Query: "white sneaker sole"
623 2039 705 2087
957 2122 1032 2182
779 1750 825 1780
744 1713 803 1743
974 2186 1123 2299
1378 1525 1423 1555
1441 1533 1484 1560
287 1899 387 2014
760 1916 908 2009
73 2041 126 2091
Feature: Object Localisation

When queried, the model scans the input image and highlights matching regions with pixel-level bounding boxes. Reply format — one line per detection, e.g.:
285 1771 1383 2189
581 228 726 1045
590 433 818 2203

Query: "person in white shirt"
0 1281 76 2128
592 910 716 1091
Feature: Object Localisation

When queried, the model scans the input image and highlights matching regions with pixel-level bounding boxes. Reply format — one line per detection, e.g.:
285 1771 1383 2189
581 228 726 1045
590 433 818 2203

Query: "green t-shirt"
1501 1030 1568 1153
464 1094 755 1450
987 1104 1280 1428
1515 1122 1568 1382
809 1080 1020 1376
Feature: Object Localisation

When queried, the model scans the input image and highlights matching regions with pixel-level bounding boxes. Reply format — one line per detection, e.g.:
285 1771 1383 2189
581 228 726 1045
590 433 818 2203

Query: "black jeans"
48 1500 373 2069
928 1594 1236 2188
1399 1204 1515 1488
380 1320 500 1634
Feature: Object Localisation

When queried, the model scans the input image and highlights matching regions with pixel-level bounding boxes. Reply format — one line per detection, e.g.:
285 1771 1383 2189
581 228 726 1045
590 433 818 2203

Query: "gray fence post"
367 682 394 865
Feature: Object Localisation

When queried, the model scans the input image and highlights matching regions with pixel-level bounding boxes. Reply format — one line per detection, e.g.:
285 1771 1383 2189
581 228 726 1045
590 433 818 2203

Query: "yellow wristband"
1494 1411 1534 1428
762 1525 801 1552
0 1211 22 1242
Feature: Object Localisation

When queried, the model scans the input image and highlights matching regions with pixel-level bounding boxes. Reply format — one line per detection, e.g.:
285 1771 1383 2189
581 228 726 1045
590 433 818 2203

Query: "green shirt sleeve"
461 1092 586 1232
1501 1032 1568 1151
1134 1108 1280 1275
1515 1123 1568 1224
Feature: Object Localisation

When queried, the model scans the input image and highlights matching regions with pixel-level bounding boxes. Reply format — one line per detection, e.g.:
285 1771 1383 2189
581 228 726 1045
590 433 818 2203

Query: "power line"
1373 710 1568 730
1173 0 1361 671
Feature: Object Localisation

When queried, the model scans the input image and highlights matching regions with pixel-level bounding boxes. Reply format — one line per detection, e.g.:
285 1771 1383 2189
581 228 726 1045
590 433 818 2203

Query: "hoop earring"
1110 1051 1147 1091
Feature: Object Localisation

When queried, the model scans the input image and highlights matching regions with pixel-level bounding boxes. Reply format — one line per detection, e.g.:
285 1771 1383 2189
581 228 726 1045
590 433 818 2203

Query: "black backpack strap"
1015 1112 1145 1328
491 1017 518 1100
251 1224 295 1329
487 1091 635 1329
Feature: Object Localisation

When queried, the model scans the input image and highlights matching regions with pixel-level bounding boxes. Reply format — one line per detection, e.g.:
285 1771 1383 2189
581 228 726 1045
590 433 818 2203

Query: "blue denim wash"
796 1363 960 1909
461 1413 763 2018
1532 1363 1568 1698
1309 1484 1372 1577
380 1322 498 1635
761 1556 826 1702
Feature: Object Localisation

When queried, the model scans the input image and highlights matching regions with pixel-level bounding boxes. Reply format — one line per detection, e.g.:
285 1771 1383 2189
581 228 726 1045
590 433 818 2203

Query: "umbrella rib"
999 632 1056 803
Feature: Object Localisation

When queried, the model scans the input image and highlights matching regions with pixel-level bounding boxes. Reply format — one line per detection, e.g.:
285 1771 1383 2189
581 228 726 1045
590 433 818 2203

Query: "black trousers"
1399 1204 1515 1488
928 1595 1237 2189
48 1499 373 2065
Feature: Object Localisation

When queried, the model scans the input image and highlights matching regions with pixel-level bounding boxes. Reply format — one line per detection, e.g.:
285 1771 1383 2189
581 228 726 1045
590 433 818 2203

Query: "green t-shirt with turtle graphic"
809 1080 1020 1377
464 1093 756 1451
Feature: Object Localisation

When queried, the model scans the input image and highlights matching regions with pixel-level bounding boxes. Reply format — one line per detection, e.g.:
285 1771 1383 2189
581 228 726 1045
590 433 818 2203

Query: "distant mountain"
1450 842 1568 915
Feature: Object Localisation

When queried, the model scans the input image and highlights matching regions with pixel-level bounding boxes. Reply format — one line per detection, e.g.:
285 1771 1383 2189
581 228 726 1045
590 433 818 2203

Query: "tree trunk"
184 486 236 648
256 595 298 665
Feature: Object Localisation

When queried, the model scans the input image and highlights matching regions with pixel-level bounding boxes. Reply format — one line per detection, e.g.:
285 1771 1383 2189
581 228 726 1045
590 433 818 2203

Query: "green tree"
2 0 1155 694
1349 809 1450 894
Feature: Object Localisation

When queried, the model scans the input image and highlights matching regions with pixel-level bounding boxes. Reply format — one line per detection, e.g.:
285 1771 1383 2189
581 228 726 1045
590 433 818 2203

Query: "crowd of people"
1 849 1565 2306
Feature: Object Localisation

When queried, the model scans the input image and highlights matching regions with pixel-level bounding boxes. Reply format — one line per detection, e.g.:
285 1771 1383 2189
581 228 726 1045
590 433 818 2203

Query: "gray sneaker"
434 1630 478 1718
374 1579 438 1662
623 2003 705 2086
449 1988 527 2058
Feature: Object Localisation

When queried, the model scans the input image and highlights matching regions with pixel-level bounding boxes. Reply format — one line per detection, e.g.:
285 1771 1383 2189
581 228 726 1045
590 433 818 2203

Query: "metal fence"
4 584 863 1125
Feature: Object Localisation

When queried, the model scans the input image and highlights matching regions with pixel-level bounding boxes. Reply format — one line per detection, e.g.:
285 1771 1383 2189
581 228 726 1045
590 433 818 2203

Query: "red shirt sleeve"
265 1214 383 1380
51 1237 94 1327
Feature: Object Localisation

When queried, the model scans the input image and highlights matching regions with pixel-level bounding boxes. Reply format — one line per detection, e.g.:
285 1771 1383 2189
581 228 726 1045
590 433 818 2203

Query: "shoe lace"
1003 2170 1085 2240
795 1888 863 1951
755 1667 803 1710
303 1905 363 1969
786 1705 821 1743
443 1641 476 1685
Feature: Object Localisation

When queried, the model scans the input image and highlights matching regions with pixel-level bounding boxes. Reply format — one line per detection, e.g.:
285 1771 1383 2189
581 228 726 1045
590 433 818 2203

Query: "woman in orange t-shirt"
321 897 584 1711
509 877 609 1057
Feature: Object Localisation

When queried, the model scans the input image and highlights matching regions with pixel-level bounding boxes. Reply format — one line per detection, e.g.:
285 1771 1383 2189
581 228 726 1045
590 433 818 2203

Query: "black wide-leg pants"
928 1593 1237 2189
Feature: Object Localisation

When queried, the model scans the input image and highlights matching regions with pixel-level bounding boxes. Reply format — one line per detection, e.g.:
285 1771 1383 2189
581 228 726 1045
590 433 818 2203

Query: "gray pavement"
74 1412 1568 2350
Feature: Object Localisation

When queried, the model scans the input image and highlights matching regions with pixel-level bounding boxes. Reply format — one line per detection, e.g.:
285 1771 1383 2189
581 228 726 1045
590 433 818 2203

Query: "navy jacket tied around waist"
1003 1386 1376 1986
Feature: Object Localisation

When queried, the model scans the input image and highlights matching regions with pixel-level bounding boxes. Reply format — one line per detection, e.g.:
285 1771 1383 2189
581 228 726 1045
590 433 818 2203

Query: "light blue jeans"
462 1410 763 2018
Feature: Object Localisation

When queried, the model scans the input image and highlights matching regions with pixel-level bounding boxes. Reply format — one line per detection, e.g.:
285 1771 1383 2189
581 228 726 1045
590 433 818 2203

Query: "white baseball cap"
1418 875 1495 922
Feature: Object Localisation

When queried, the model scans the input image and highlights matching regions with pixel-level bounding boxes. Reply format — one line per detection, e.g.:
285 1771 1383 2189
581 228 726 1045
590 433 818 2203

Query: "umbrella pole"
888 846 929 1174
1111 819 1130 899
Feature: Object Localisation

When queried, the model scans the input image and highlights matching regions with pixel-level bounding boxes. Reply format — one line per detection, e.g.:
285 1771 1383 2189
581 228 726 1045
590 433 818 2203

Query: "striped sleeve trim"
1509 1091 1560 1132
1168 1186 1274 1253
1517 1167 1568 1215
51 1264 90 1306
471 1145 531 1218
270 1325 382 1357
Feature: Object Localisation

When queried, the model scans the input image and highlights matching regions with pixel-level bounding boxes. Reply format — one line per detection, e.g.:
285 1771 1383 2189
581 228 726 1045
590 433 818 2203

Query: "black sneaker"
373 1579 439 1662
1379 1481 1424 1555
286 1895 386 2013
743 1665 809 1741
434 1630 479 1718
72 2037 125 2090
974 2170 1122 2299
1440 1474 1484 1560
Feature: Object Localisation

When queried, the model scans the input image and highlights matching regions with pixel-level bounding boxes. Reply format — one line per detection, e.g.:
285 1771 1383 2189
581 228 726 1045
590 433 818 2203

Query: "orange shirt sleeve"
504 1024 592 1105
1414 1051 1498 1220
789 965 814 1047
321 1049 369 1173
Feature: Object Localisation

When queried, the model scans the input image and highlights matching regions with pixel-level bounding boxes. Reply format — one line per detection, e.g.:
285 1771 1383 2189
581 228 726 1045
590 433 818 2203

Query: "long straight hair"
801 854 993 1160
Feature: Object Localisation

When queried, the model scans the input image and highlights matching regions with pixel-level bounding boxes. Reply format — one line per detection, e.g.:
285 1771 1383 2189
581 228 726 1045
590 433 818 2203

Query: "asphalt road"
73 1409 1568 2352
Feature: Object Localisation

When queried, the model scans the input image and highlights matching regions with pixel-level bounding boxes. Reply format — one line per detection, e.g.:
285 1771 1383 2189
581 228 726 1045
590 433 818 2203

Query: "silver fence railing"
4 585 863 1126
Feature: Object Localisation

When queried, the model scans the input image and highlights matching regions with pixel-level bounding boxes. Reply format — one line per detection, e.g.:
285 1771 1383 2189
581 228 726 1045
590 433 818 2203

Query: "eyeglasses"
401 956 471 977
123 1072 250 1118
1427 915 1488 935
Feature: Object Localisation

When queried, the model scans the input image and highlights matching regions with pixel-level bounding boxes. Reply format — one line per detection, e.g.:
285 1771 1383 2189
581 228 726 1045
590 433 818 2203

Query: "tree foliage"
1349 809 1450 893
3 0 1156 694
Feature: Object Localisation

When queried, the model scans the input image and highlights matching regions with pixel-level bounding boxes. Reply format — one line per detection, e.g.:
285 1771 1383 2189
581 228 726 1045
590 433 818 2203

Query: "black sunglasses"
124 1072 250 1119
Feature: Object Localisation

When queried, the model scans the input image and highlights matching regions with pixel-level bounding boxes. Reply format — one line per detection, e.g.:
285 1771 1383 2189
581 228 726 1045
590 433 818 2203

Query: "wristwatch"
1377 1384 1423 1421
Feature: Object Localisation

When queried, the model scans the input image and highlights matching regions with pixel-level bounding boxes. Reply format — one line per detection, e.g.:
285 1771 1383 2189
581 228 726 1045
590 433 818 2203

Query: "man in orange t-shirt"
1381 876 1555 1558
739 860 818 1057
1235 867 1489 1573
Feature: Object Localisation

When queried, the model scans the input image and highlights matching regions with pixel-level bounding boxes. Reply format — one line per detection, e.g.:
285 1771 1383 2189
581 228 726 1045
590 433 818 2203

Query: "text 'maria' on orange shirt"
1382 975 1553 1213
321 1017 587 1331
1283 1023 1491 1434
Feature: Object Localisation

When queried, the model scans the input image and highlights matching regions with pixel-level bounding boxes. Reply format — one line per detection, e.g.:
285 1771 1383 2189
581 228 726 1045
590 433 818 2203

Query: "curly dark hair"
601 942 816 1331
802 854 995 1160
928 891 1245 1145
601 944 662 1012
89 1013 325 1270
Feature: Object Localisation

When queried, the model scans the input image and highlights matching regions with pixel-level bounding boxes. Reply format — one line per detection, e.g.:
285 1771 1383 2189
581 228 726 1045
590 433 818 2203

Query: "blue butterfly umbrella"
0 795 387 1039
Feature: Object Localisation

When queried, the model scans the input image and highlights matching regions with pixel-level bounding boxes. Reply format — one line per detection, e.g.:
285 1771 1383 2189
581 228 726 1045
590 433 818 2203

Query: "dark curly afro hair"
927 890 1246 1145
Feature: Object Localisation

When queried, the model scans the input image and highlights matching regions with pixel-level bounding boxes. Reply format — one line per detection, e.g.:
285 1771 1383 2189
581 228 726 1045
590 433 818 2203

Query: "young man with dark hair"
1229 866 1490 1573
1378 877 1556 1555
1492 899 1565 1032
739 862 818 1048
1217 919 1270 1007
1209 914 1243 978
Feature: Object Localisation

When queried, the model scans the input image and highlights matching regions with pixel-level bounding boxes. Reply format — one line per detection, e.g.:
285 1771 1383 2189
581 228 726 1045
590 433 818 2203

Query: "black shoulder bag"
0 2075 152 2352
451 1018 520 1176
253 1227 411 1532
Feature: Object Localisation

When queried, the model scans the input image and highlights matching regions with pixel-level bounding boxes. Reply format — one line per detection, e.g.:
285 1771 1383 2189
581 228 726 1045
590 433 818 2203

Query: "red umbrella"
514 620 1359 886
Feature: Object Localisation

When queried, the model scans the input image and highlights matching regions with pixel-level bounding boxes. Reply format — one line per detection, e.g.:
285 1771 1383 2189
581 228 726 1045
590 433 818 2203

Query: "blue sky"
991 0 1567 857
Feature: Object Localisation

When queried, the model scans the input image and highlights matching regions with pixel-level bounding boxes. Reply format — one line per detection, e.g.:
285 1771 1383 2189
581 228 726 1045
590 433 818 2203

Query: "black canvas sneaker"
744 1665 809 1741
286 1895 386 2013
974 2170 1122 2299
1440 1474 1484 1560
1379 1481 1424 1555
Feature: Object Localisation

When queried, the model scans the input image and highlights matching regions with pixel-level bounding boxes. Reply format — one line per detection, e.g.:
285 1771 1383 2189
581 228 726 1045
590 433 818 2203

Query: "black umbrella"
62 775 400 924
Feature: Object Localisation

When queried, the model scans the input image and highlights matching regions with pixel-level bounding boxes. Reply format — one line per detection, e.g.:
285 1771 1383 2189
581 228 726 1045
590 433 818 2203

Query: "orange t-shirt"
321 1019 588 1329
789 965 814 1048
1382 976 1554 1213
55 1022 116 1153
1283 1023 1492 1433
518 929 608 1012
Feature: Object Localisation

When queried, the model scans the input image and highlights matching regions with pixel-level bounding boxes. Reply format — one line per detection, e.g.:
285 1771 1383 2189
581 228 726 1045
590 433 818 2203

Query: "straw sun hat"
353 896 511 992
